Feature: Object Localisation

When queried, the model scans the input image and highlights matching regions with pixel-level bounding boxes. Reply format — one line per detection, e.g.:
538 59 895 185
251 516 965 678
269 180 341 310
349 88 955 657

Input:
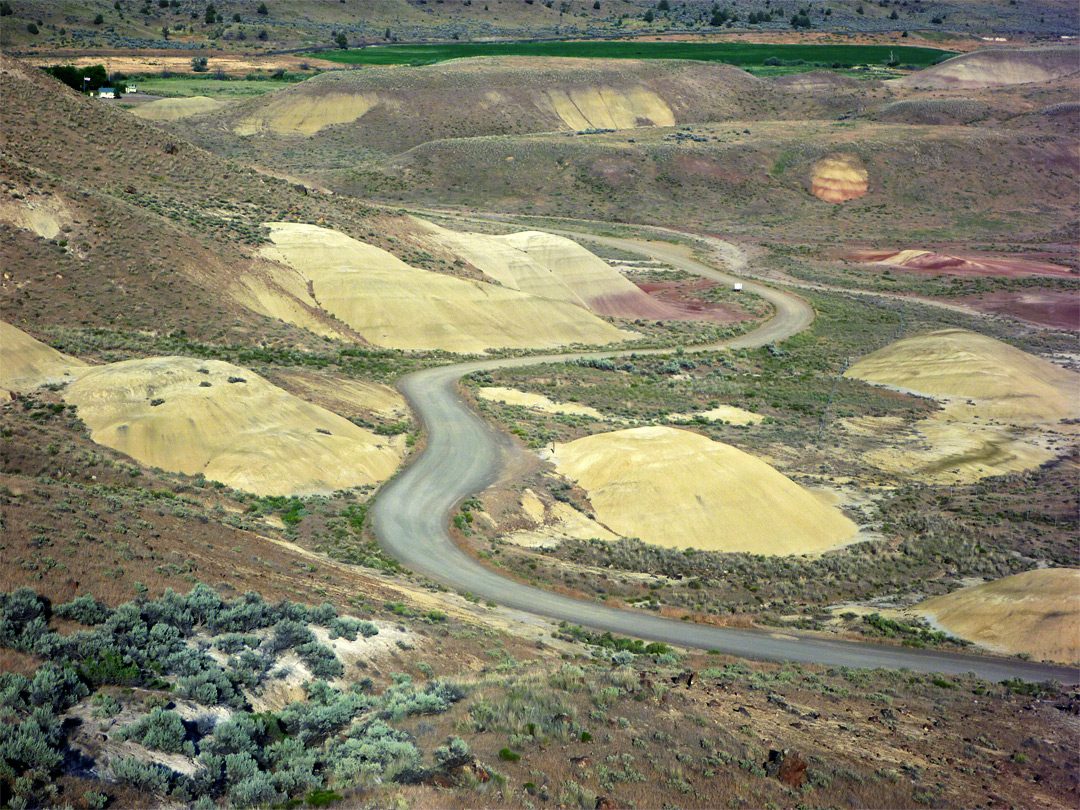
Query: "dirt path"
368 219 1074 684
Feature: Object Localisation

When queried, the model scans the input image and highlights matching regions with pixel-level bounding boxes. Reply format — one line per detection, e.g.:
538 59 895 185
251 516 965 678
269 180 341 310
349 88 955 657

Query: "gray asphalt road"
370 231 1077 684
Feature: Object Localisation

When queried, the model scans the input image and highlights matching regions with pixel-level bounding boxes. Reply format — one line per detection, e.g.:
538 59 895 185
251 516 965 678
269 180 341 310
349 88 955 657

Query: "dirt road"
370 227 1075 683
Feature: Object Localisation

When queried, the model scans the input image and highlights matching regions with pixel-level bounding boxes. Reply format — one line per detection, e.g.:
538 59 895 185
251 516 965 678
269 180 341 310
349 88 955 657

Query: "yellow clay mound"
63 356 405 496
845 329 1078 422
555 426 856 554
810 153 868 203
0 321 86 393
132 96 227 121
260 222 631 353
235 91 380 136
417 220 663 318
917 569 1080 664
535 85 675 130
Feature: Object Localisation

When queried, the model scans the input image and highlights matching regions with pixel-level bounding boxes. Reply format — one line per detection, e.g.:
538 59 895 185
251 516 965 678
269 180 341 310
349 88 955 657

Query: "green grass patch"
133 75 307 98
314 41 953 71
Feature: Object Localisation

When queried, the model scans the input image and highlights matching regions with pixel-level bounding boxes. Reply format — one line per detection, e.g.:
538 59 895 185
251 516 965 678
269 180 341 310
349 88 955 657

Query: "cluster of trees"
41 65 120 95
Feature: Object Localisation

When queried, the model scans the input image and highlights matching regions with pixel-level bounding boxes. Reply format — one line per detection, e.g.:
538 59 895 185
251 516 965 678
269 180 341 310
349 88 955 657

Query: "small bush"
498 747 520 761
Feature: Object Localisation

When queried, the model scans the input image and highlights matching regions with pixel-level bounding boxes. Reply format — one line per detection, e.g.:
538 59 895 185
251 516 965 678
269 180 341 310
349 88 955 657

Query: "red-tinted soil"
957 289 1079 330
633 278 747 322
844 249 1077 278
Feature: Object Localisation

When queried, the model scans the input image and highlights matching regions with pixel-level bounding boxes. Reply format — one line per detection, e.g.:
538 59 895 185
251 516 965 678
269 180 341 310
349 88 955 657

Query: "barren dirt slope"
917 569 1080 664
555 426 857 555
259 222 632 353
845 329 1078 422
63 356 405 496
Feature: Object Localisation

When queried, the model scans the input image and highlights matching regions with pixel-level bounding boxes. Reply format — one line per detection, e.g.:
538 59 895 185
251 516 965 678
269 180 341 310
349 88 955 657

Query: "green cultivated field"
315 40 954 71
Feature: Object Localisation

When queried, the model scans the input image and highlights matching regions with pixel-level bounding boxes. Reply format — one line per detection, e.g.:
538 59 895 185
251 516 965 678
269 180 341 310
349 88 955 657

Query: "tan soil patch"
501 488 619 549
132 95 228 121
0 320 86 394
259 222 633 353
916 568 1080 664
553 426 857 555
236 90 381 136
478 387 605 419
848 412 1057 484
845 329 1078 422
272 369 408 420
810 152 869 203
63 356 405 496
22 52 339 78
0 186 73 240
664 405 761 425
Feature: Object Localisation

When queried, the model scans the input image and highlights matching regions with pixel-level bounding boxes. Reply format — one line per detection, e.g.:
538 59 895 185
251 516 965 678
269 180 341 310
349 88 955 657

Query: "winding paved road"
370 230 1076 684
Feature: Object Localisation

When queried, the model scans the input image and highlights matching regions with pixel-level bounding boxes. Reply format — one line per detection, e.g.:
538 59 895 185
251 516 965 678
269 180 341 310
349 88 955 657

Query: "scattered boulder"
764 748 808 788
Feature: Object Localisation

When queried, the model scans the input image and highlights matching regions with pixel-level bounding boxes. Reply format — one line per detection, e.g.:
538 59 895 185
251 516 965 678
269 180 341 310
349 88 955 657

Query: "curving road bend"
370 231 1076 684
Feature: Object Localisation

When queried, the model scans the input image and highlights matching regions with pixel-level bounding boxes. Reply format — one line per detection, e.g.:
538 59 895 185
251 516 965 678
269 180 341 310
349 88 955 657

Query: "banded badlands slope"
63 356 406 496
0 323 405 496
0 320 86 395
258 222 633 352
414 220 685 320
554 426 857 555
845 329 1078 423
892 44 1080 88
204 57 766 148
917 569 1080 664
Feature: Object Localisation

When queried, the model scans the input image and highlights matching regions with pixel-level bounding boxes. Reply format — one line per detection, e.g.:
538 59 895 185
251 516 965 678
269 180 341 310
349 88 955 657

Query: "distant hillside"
894 45 1080 88
182 57 769 157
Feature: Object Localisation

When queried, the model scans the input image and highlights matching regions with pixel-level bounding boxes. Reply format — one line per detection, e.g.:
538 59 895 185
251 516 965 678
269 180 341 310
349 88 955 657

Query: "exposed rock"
764 748 808 788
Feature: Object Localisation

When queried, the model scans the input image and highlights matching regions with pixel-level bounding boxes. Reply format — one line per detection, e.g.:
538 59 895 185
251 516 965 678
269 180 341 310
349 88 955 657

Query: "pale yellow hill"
132 96 227 121
0 321 86 393
62 356 405 496
259 222 632 353
845 329 1078 422
417 221 673 319
897 45 1080 88
917 569 1080 664
554 426 857 554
